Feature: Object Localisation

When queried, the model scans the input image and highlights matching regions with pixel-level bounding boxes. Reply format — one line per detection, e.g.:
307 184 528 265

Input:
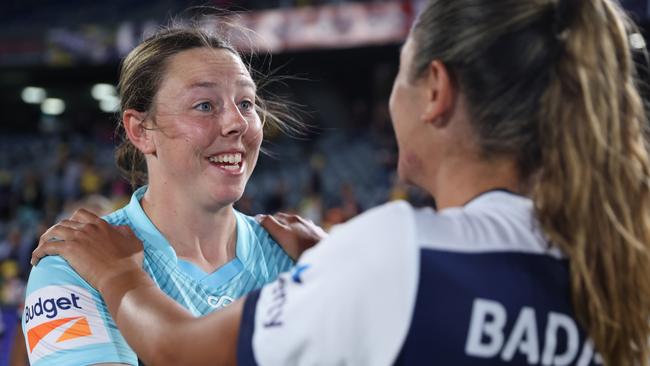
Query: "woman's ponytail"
535 1 650 364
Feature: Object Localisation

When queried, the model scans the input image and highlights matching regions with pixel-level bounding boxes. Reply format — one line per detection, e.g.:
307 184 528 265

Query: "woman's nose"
221 102 248 136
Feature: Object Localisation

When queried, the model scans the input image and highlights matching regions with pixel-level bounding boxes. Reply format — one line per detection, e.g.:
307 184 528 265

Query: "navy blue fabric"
238 289 262 366
395 248 597 365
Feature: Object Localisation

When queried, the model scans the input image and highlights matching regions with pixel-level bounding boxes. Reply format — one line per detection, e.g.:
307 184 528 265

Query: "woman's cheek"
246 117 264 148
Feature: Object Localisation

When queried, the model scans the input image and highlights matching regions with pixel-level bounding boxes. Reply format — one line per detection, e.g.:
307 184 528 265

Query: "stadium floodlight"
91 83 118 101
21 87 47 104
41 98 66 115
630 33 646 50
99 96 121 113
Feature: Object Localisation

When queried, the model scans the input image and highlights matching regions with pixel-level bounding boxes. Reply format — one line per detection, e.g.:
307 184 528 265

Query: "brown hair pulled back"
412 0 650 364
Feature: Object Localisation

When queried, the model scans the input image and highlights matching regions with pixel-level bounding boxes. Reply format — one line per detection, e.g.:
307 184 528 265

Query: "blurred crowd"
0 134 130 305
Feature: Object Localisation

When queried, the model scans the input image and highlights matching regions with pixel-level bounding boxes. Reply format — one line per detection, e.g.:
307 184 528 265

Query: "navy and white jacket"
238 191 602 365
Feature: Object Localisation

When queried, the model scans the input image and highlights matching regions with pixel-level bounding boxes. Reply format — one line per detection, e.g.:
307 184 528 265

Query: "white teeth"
208 153 242 164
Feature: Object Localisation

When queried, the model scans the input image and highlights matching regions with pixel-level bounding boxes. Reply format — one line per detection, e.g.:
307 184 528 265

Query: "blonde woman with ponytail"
32 0 650 365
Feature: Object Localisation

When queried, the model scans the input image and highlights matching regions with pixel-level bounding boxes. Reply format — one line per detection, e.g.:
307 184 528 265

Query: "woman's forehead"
162 47 253 85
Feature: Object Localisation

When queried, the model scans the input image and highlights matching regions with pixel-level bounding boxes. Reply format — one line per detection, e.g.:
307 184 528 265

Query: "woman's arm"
32 209 241 366
103 270 242 366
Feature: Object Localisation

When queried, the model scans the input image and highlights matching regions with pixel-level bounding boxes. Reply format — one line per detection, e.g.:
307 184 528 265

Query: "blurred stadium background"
0 0 648 364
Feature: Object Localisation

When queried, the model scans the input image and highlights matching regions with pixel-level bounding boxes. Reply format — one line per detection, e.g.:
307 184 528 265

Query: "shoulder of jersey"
102 208 129 226
328 200 416 243
251 200 420 366
412 194 557 256
23 257 118 365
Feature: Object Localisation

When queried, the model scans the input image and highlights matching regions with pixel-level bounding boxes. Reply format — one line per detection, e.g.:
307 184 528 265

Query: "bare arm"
32 209 242 366
101 270 242 366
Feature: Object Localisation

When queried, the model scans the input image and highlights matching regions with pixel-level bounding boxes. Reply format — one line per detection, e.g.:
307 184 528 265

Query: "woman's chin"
206 189 245 209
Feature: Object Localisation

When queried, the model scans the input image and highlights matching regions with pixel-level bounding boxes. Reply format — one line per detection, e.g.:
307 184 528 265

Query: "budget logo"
23 285 111 364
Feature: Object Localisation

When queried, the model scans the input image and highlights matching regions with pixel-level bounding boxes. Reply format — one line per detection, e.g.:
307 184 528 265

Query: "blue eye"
195 102 212 112
239 100 253 112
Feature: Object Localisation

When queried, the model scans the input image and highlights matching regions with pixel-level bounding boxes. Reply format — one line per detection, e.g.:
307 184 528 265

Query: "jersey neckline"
461 188 523 207
123 185 251 283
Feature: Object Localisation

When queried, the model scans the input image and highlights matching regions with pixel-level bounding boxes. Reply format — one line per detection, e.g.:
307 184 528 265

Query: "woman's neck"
431 155 523 210
140 185 237 273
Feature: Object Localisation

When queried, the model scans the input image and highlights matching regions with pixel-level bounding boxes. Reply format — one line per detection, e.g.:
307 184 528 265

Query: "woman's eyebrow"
188 81 219 89
187 80 256 92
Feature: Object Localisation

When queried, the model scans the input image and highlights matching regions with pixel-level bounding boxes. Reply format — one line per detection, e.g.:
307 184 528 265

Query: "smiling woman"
20 23 320 366
127 47 263 211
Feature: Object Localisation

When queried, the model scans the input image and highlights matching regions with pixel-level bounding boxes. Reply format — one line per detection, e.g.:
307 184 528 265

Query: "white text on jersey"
24 293 82 324
465 298 602 365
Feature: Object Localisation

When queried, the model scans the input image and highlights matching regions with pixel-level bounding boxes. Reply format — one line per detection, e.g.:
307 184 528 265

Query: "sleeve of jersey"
238 201 420 366
21 255 138 366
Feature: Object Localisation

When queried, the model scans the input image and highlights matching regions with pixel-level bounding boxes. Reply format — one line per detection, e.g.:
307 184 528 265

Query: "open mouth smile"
207 152 244 173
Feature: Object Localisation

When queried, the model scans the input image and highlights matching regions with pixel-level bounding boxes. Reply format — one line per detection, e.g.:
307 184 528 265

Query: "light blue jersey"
22 186 293 365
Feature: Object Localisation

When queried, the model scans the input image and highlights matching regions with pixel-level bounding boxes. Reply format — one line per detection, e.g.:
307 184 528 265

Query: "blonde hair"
537 1 650 363
412 0 650 364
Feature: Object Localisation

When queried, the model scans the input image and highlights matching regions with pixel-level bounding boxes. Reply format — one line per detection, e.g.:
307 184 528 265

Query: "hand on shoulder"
257 213 328 260
32 208 144 293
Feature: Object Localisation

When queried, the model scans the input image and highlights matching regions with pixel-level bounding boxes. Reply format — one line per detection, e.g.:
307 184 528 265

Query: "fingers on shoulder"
275 213 310 227
32 239 72 265
258 214 285 230
275 212 301 223
39 224 75 245
115 225 137 238
70 208 104 224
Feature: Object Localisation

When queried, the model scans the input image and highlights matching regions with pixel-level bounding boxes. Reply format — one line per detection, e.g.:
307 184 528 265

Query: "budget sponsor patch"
23 285 111 363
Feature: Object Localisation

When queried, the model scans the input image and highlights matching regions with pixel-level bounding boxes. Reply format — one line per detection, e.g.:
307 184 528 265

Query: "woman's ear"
421 60 455 127
123 109 155 154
